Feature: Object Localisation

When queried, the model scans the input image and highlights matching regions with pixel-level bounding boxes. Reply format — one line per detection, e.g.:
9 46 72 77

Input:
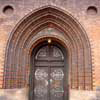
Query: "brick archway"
3 6 92 90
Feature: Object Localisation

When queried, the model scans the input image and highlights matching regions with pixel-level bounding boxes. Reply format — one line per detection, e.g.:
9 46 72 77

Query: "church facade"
0 0 100 100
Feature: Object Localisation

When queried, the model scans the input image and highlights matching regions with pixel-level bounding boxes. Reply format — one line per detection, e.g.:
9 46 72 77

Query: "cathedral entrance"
4 6 92 96
30 41 69 100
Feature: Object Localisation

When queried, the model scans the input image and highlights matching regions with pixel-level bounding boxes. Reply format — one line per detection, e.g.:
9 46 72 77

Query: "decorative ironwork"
35 69 48 80
51 88 64 97
34 86 47 97
53 47 64 60
35 46 47 59
51 69 64 80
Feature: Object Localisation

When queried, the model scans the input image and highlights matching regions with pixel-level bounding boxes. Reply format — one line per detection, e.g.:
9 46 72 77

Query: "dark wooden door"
30 44 68 100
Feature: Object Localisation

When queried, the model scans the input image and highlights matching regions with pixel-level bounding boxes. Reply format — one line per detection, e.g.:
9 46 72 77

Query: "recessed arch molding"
3 6 92 90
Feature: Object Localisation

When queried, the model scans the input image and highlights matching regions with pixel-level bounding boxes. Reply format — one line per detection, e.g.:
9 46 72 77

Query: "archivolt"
3 6 92 90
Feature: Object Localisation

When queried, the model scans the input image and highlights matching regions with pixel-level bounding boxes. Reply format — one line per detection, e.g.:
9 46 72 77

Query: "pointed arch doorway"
4 5 92 96
30 40 69 100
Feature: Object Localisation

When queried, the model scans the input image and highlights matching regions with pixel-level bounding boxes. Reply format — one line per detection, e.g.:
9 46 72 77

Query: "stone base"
0 88 99 100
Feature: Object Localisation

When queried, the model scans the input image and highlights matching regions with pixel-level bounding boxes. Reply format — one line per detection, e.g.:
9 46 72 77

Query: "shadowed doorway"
30 40 69 100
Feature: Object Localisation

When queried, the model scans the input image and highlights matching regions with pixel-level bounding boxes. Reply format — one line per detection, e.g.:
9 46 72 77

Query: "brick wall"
0 0 100 90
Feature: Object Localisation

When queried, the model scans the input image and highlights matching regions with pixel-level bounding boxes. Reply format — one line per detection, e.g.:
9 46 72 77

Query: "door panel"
50 68 64 100
34 67 48 100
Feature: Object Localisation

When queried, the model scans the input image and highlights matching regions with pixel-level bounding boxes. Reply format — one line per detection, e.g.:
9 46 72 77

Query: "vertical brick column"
0 27 8 88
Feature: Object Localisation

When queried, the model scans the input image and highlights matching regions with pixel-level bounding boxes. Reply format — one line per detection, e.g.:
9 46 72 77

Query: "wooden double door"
30 44 68 100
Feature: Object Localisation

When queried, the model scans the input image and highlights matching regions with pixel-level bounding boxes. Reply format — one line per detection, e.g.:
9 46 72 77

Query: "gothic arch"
3 5 92 90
